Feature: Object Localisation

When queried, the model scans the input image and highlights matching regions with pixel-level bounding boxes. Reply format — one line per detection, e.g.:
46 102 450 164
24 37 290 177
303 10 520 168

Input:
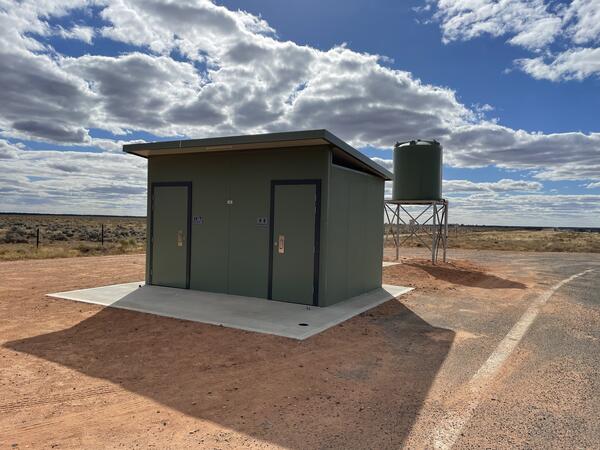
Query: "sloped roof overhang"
123 129 392 180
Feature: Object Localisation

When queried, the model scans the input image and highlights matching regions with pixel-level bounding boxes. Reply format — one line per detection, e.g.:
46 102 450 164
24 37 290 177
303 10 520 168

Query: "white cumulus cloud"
426 0 600 80
433 0 563 50
56 24 95 44
0 0 598 225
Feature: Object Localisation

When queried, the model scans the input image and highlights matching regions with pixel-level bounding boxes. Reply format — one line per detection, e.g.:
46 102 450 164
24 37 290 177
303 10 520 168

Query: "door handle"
177 230 183 247
278 234 285 254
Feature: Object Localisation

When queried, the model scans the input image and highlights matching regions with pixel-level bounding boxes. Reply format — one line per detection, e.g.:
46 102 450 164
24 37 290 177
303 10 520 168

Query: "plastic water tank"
392 140 442 201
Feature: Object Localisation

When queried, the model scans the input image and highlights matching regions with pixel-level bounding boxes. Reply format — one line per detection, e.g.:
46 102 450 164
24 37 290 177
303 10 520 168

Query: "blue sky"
220 0 600 134
0 0 599 225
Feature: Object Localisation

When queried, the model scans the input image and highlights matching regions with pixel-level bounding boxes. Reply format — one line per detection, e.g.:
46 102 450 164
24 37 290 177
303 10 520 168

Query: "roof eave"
122 129 392 180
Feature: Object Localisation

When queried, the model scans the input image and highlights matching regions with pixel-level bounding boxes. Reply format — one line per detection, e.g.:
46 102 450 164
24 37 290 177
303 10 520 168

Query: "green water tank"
392 140 442 201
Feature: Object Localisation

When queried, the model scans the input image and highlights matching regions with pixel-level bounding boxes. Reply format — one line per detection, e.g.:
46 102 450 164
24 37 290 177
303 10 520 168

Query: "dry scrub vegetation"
388 229 600 253
2 214 599 261
0 214 146 261
448 229 600 252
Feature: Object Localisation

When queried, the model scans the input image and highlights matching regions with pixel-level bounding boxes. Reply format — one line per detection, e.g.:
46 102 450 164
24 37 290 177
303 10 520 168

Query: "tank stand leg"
395 204 399 261
443 201 448 263
431 203 437 264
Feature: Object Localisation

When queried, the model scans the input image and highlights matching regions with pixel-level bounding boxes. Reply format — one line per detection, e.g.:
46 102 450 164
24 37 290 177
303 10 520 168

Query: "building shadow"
5 299 453 449
404 262 527 289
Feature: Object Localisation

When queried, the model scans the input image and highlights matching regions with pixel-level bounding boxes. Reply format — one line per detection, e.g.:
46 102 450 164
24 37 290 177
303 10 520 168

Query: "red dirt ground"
385 258 529 291
0 254 531 449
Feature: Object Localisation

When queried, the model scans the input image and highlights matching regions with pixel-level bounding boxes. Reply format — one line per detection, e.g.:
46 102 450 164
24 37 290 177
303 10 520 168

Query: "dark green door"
270 182 320 305
151 184 190 288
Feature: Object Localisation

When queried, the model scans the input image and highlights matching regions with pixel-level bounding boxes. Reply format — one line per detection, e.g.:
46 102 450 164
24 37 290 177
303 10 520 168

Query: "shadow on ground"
5 299 453 449
404 262 527 289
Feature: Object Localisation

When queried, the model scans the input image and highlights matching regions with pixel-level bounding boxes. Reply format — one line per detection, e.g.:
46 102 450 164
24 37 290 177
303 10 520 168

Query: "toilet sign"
193 216 204 225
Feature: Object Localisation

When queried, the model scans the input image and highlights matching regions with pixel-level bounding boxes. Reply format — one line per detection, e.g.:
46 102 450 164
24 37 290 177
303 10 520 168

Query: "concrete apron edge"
47 283 413 340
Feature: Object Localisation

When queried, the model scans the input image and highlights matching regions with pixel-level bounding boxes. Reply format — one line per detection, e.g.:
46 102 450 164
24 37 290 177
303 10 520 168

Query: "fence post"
101 224 104 247
36 227 40 249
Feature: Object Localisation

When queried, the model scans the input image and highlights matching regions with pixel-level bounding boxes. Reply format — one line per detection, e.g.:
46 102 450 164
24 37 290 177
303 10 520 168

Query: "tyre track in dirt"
0 384 119 414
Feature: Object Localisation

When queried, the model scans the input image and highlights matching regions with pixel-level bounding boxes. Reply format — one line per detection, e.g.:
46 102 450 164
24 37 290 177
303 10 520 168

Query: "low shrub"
4 229 28 244
76 243 96 254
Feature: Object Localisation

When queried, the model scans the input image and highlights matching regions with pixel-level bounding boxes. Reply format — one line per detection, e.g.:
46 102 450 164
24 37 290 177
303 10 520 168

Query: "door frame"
268 179 322 306
149 181 192 289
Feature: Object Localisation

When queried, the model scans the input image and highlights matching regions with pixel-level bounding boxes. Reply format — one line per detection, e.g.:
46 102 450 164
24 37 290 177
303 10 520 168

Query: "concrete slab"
47 283 412 340
383 261 401 267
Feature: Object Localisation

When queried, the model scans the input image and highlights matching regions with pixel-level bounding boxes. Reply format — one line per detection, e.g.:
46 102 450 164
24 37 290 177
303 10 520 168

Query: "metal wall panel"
189 153 230 292
227 152 272 298
323 165 384 306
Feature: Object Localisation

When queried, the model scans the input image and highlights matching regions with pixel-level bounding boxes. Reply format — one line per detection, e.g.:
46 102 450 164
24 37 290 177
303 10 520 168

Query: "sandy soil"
0 253 548 449
384 257 529 292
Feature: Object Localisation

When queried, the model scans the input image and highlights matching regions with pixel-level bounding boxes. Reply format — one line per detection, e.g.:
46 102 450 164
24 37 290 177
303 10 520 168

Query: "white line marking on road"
432 268 594 450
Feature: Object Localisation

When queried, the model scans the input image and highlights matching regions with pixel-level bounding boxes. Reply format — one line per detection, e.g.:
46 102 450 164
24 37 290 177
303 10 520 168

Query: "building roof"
122 129 392 180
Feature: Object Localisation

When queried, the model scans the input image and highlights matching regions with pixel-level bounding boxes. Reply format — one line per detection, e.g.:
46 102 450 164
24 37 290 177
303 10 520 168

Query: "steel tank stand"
384 199 448 264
